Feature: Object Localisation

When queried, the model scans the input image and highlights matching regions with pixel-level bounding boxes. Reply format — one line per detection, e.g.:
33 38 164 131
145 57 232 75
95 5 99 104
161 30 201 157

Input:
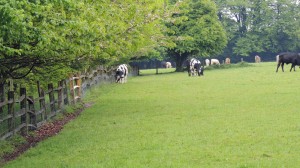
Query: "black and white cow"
165 62 172 68
186 58 204 76
115 64 128 83
276 52 300 72
210 59 220 65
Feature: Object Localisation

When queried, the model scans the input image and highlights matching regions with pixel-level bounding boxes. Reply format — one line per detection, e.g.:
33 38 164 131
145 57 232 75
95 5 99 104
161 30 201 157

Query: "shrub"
9 134 27 147
0 140 14 158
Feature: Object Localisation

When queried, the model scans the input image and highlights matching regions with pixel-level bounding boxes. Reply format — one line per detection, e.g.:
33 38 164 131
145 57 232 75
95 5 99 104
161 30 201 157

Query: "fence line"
0 65 139 140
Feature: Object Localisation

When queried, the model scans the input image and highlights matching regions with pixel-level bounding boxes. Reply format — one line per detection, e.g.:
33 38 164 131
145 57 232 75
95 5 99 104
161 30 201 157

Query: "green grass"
4 62 300 168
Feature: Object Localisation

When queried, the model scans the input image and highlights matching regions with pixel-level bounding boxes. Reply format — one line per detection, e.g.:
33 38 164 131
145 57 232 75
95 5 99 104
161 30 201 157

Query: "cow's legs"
281 63 284 72
294 65 296 71
290 64 295 72
276 62 281 72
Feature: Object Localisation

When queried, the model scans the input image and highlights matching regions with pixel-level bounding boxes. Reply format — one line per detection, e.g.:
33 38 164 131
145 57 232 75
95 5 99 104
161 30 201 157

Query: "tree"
214 0 300 58
0 0 166 84
0 0 82 83
164 0 227 71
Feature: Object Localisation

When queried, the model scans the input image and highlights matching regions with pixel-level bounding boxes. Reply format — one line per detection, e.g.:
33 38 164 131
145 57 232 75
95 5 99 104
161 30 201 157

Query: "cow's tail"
276 55 279 63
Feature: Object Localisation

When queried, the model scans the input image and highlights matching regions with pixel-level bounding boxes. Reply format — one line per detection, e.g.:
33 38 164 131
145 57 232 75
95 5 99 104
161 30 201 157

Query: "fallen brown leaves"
1 103 89 165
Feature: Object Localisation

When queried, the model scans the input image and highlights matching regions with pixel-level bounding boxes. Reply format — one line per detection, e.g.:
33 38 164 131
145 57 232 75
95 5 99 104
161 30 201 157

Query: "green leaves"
164 0 227 70
0 0 166 82
215 0 300 56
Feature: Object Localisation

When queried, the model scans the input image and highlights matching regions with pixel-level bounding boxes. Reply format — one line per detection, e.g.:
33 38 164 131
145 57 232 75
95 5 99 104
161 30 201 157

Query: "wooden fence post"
100 65 105 81
96 66 101 83
37 81 47 120
76 73 81 101
40 89 46 120
48 83 56 116
28 96 36 130
7 91 15 136
70 73 82 104
20 88 27 134
84 69 89 90
63 80 69 105
99 65 103 76
57 81 63 109
81 71 87 96
69 74 75 105
0 82 4 121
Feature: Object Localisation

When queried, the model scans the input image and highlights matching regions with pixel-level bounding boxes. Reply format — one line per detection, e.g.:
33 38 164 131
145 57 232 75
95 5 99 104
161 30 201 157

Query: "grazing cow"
276 52 300 72
225 58 231 64
186 58 203 76
205 59 210 67
165 62 172 68
115 64 128 83
211 59 220 65
255 55 261 63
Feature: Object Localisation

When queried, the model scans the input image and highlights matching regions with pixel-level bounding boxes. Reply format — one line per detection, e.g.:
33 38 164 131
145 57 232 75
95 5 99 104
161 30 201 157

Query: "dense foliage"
214 0 300 57
1 0 299 82
164 0 227 71
0 0 165 83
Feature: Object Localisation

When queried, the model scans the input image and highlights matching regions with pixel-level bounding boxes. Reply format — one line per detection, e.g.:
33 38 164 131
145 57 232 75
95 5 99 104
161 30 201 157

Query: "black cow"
276 52 300 72
186 58 204 76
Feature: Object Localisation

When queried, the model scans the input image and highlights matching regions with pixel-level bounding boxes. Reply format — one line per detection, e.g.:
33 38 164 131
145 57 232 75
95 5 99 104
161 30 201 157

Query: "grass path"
4 62 300 167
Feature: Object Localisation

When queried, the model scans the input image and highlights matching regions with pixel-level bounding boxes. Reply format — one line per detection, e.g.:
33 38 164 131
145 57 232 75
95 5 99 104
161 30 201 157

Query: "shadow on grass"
139 70 178 76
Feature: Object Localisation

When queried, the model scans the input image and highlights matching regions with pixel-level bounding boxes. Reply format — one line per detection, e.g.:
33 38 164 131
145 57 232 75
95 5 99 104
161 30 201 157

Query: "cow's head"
115 70 124 83
197 66 204 76
193 63 201 76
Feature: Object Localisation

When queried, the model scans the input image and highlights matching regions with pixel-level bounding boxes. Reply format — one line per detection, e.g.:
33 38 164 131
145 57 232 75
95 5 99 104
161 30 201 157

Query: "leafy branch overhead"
0 0 166 82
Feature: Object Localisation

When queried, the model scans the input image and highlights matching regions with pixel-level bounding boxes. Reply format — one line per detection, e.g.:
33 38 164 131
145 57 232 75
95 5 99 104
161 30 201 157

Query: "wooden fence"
0 65 139 140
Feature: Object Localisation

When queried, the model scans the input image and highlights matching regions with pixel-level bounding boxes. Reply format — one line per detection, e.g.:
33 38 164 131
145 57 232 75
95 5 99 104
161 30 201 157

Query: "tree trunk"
175 53 188 72
155 59 159 74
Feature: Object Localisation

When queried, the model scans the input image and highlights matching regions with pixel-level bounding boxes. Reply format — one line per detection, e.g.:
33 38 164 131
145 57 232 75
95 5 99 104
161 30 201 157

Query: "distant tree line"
214 0 300 57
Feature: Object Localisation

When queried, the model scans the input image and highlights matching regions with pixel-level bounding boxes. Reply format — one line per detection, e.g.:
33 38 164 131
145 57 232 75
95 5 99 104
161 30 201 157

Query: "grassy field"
4 62 300 167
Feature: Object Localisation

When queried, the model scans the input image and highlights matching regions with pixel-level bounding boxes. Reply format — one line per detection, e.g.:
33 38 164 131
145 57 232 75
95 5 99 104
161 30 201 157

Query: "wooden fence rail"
0 65 139 140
